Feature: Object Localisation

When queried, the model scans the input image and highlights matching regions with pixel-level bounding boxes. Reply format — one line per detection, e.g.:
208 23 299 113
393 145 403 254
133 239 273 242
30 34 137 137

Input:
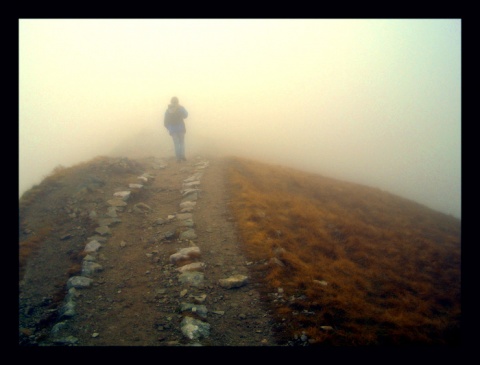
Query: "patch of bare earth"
19 155 279 346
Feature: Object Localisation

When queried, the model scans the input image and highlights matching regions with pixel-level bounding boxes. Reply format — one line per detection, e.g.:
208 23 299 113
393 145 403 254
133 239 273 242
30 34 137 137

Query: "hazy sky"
19 19 461 218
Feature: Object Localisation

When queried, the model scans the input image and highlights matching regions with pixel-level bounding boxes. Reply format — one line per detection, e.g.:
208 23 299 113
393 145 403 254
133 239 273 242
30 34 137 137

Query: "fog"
19 19 461 219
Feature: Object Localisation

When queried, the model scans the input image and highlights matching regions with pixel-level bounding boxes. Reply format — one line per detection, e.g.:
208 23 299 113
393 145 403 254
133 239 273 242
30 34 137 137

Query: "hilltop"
18 154 461 347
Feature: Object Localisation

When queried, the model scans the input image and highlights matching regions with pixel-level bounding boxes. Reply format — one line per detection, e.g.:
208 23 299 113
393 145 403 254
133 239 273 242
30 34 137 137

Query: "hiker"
164 96 188 162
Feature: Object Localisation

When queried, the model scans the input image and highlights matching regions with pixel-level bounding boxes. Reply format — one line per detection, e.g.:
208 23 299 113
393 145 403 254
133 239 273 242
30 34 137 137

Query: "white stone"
218 274 249 289
67 276 93 289
181 316 210 340
170 246 201 264
179 201 197 209
84 240 102 252
113 191 131 201
107 199 127 207
176 262 206 273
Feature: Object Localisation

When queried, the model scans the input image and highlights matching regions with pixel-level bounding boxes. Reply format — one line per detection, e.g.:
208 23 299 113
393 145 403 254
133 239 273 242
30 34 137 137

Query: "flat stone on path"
176 262 206 273
67 276 93 289
180 316 210 341
82 261 104 276
179 201 196 209
179 219 195 228
84 240 102 252
153 218 166 226
183 173 203 183
182 188 200 196
178 271 205 288
113 191 131 201
218 274 249 289
182 192 198 202
106 207 118 218
87 235 107 243
182 181 200 188
95 226 111 236
170 246 201 264
179 229 197 240
107 199 127 207
133 202 152 213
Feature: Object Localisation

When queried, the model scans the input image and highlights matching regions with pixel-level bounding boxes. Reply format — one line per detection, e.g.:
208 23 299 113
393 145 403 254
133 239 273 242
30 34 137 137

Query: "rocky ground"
18 155 281 347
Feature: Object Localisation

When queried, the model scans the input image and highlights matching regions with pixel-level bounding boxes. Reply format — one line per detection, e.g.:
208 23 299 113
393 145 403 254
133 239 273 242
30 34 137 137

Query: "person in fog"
164 96 188 162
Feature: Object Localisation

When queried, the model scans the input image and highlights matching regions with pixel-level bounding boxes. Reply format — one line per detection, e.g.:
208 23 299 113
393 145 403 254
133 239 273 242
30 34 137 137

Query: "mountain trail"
19 155 279 346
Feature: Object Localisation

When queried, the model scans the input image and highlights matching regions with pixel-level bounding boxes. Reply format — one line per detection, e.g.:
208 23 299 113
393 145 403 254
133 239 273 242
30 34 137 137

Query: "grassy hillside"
225 156 461 346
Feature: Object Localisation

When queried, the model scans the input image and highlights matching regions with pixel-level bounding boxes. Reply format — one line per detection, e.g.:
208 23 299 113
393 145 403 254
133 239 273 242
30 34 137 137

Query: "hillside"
18 154 461 347
226 157 461 346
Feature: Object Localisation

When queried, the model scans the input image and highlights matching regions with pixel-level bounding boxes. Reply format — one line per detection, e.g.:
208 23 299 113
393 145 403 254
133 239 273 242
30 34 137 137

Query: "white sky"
19 19 461 218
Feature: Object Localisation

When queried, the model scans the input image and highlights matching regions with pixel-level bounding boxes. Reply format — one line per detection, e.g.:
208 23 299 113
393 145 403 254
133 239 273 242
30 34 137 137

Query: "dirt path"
20 155 278 346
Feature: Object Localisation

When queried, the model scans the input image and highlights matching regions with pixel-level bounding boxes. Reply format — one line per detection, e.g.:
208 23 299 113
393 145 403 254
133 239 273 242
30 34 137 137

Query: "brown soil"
18 155 279 346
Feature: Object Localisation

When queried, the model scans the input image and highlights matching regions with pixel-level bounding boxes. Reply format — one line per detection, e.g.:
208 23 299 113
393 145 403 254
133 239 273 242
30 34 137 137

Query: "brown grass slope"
225 156 461 346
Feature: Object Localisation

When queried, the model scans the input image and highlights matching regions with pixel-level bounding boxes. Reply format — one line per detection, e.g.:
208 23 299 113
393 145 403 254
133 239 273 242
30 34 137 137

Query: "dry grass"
225 156 461 346
19 225 52 281
19 164 71 281
19 161 96 282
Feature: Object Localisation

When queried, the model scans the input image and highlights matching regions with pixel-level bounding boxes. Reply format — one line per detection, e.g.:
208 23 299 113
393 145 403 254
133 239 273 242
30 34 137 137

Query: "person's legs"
172 133 186 161
178 133 186 160
172 133 181 161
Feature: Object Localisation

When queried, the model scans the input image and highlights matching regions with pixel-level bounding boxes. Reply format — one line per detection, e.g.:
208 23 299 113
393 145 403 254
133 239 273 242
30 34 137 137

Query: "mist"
19 19 461 219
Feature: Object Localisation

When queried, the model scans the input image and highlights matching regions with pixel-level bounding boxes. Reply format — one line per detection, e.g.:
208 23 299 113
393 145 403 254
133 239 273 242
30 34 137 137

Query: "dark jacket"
164 104 188 135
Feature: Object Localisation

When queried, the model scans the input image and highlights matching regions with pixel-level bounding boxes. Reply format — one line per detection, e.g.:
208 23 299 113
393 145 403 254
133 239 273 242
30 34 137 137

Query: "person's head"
171 96 179 105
